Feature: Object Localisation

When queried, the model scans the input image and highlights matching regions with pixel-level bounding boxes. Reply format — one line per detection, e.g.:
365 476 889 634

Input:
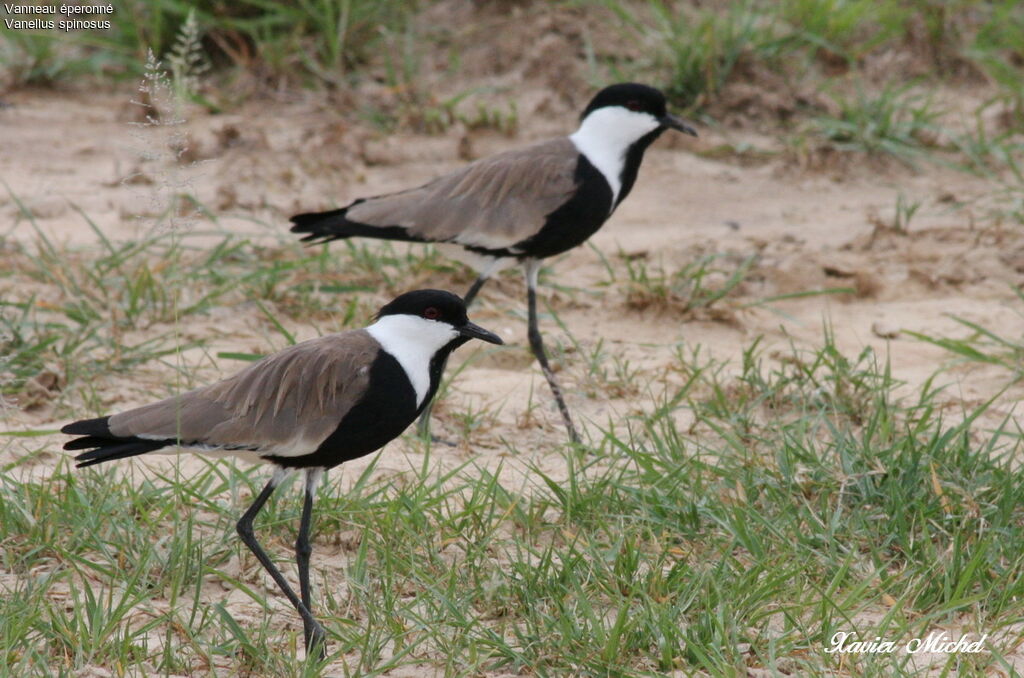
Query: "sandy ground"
2 82 1023 673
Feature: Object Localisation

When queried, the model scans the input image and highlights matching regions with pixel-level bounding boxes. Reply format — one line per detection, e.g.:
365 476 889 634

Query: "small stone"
21 196 67 219
872 321 900 339
20 368 65 409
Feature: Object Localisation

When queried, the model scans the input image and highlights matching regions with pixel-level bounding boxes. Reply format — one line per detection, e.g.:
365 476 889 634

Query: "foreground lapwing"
291 83 696 443
61 289 502 656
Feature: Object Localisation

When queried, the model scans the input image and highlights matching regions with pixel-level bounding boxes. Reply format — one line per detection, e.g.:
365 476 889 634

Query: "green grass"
2 203 1021 676
777 0 906 64
806 83 944 166
4 223 1021 674
595 0 784 110
586 0 1024 175
3 319 1022 675
590 0 1024 109
596 247 756 318
0 0 417 87
906 287 1024 380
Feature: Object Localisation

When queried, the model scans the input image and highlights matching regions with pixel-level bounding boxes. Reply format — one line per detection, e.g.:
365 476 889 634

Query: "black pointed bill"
660 113 698 137
459 321 504 345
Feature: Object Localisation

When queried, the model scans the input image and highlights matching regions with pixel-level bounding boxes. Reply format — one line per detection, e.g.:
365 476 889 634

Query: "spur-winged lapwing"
291 83 696 443
61 289 502 656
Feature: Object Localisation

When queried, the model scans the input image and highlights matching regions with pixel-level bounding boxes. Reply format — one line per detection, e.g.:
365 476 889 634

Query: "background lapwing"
290 82 696 443
61 289 502 656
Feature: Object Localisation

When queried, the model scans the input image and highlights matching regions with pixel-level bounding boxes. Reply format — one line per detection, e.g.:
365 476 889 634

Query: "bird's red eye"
626 100 642 112
423 307 440 320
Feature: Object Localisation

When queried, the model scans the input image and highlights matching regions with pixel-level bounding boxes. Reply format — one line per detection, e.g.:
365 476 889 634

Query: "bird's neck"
616 128 665 208
419 338 469 415
569 111 663 208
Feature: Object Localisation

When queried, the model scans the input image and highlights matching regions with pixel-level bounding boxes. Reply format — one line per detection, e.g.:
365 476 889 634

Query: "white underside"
569 107 660 207
366 314 460 407
438 243 517 276
136 441 308 462
452 230 524 254
114 445 257 470
114 446 301 486
136 432 322 459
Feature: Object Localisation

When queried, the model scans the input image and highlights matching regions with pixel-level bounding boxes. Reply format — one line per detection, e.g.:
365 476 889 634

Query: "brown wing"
107 330 380 457
346 138 580 251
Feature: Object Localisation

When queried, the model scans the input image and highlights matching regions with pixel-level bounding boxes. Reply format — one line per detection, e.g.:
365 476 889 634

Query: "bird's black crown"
581 83 669 121
377 289 469 326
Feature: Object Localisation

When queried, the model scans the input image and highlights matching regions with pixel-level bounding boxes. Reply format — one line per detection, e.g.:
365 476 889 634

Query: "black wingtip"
290 206 425 247
72 439 170 468
289 208 350 242
61 415 171 467
64 435 113 451
288 215 316 234
60 416 112 437
295 232 335 245
289 210 326 227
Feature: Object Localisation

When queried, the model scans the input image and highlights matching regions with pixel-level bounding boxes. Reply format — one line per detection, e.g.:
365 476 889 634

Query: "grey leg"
524 259 579 443
463 275 488 307
462 256 505 308
415 274 491 440
295 468 323 649
236 469 326 657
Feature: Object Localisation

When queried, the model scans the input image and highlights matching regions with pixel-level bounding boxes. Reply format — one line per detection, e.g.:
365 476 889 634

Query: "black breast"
511 155 614 260
264 352 419 469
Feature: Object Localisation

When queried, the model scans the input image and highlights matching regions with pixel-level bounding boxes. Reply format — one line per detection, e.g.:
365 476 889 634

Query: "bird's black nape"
580 82 669 121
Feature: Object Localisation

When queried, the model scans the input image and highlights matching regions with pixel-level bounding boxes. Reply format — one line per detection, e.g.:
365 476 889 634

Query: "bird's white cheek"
366 316 458 406
570 108 660 204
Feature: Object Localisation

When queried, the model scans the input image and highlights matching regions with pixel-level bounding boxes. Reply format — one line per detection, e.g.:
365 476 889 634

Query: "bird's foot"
304 622 328 660
415 417 457 447
415 430 458 448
